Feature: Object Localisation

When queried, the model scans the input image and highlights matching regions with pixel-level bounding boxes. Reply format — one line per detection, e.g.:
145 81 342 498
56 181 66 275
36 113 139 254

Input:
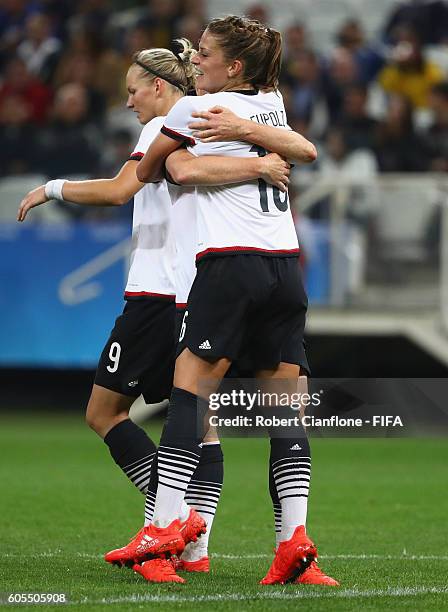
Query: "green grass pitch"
1 413 447 611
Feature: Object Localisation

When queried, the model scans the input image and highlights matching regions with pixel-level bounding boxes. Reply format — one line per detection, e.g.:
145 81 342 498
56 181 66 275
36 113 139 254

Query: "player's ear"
154 77 163 96
227 59 243 79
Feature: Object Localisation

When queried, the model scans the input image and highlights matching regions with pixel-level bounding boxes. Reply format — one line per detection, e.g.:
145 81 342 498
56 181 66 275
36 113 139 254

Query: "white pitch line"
213 553 448 561
3 552 448 561
69 586 448 606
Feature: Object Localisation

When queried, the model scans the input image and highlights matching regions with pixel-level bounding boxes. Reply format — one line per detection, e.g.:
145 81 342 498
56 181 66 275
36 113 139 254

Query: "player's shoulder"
169 95 199 114
140 116 165 138
133 116 166 151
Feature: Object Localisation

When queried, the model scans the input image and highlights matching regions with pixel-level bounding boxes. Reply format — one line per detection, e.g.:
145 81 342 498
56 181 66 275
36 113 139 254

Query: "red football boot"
260 525 317 585
104 520 185 567
296 561 340 586
133 559 185 583
177 556 210 573
179 508 207 545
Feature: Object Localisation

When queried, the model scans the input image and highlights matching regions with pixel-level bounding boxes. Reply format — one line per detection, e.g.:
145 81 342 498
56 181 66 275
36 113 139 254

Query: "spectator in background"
66 0 112 39
284 21 309 57
378 24 443 108
281 22 314 88
383 0 448 46
308 127 378 220
0 93 38 176
318 126 378 181
246 3 270 25
38 83 101 180
96 128 134 220
335 19 385 84
100 128 133 178
17 12 62 84
175 14 204 47
282 49 325 137
322 47 360 121
336 83 378 152
122 24 152 57
53 27 111 121
137 0 180 49
0 56 52 124
375 94 429 172
423 81 448 172
0 0 31 67
181 0 206 23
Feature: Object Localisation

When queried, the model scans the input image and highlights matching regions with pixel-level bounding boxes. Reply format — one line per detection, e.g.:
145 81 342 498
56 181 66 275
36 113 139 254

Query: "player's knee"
85 403 101 433
86 407 129 438
85 399 110 436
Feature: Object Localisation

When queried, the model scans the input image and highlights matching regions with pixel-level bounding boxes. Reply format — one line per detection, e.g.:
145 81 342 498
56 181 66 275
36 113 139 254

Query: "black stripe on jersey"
161 126 195 146
128 152 144 161
227 89 258 95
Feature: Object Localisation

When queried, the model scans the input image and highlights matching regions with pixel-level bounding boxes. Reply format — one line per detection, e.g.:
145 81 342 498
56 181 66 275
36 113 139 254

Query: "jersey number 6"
250 145 289 213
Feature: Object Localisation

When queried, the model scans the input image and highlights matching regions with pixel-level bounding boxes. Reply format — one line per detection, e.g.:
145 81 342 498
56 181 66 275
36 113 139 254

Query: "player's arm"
136 133 181 183
188 106 317 164
166 149 290 192
17 161 143 222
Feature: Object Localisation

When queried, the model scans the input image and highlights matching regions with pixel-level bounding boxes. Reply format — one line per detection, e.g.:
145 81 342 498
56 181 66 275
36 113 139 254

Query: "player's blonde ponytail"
133 39 196 95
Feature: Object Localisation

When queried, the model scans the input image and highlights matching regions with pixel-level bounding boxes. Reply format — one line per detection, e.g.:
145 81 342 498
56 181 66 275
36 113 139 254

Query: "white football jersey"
125 116 176 299
166 181 197 307
161 90 300 262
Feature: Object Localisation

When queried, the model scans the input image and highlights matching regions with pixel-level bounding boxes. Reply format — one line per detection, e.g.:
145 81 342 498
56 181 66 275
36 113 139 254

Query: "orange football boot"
296 561 340 586
179 508 207 545
177 556 210 572
104 520 185 567
133 559 185 583
260 525 317 585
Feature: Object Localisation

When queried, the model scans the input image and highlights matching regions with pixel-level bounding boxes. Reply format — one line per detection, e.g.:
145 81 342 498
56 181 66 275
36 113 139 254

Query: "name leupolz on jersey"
248 109 289 213
249 109 287 129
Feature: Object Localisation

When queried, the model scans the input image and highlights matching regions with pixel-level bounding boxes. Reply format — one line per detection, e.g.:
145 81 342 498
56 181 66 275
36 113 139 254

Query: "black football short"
176 307 310 375
176 255 309 372
95 298 175 404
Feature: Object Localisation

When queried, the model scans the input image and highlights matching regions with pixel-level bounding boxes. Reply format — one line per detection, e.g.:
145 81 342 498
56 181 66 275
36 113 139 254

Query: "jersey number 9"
107 341 121 373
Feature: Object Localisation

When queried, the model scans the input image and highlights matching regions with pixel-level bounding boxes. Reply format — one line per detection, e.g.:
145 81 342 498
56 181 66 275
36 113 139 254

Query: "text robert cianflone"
207 414 404 428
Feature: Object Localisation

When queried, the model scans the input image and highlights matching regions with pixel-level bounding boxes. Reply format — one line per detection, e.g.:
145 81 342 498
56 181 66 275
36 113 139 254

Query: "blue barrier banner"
0 222 131 367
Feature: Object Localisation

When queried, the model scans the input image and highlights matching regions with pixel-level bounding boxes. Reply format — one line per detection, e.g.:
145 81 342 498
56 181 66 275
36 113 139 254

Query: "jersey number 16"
250 145 289 213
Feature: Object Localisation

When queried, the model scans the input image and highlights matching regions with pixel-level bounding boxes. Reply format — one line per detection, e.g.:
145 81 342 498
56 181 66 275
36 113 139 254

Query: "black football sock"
269 457 282 549
269 414 311 543
182 442 224 560
104 419 156 494
151 387 207 526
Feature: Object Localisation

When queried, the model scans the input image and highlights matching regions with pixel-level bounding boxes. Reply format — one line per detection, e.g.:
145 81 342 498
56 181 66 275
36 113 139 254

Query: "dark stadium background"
2 0 448 412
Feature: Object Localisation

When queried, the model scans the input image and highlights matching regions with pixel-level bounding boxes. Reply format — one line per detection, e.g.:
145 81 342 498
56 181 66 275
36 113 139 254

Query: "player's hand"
188 106 246 142
17 185 48 222
259 153 290 192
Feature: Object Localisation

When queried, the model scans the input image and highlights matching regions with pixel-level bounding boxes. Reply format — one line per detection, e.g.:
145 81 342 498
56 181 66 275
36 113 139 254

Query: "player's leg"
149 258 245 531
151 348 230 527
180 427 223 571
261 365 339 586
86 384 156 495
256 361 316 584
90 299 173 496
106 354 228 569
267 370 309 550
258 363 311 542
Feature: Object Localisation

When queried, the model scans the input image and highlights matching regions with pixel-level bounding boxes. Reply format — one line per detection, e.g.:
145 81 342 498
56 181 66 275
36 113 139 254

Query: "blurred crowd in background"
1 0 448 221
